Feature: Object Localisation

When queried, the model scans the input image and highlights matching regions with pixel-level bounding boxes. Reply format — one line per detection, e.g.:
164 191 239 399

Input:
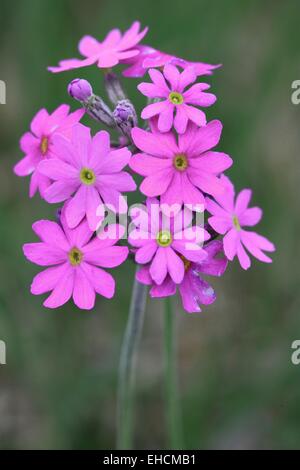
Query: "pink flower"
130 120 232 209
138 64 216 133
23 212 128 310
206 176 275 270
14 105 84 198
38 124 136 230
128 198 210 285
48 22 148 73
122 45 221 78
136 240 227 313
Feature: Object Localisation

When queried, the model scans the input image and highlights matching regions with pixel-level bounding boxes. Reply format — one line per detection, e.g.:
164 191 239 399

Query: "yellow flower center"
169 91 184 105
173 153 188 171
233 215 241 231
80 167 96 185
68 247 83 266
156 230 173 247
40 136 49 155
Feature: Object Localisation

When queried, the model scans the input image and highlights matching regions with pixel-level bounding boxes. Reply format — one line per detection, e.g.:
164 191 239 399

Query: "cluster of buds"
14 21 275 312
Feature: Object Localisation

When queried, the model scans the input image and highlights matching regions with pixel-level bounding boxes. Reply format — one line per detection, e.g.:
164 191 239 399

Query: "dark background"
0 0 299 449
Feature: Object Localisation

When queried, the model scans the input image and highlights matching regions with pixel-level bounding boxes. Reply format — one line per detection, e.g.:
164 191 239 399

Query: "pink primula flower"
128 198 210 285
48 21 148 72
122 45 221 78
206 176 275 270
23 212 128 310
38 124 136 230
14 105 84 198
136 240 227 313
138 64 216 133
130 120 232 209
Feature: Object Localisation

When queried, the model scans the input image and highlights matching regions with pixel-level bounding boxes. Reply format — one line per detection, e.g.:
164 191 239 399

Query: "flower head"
38 124 136 230
206 176 275 269
136 240 227 313
128 198 210 285
14 105 84 198
48 22 148 73
122 45 221 78
138 64 216 133
130 120 232 209
68 78 93 102
23 211 128 310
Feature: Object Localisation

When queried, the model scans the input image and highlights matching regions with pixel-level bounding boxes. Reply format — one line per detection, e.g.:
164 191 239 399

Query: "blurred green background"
0 0 299 450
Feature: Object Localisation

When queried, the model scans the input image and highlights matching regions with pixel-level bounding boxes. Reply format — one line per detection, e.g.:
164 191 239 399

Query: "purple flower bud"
68 78 93 102
113 99 138 138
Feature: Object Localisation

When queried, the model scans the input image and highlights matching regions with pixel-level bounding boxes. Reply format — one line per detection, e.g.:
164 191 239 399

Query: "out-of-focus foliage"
0 0 299 449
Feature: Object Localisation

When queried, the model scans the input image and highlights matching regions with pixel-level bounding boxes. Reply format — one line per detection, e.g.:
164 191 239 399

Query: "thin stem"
117 268 147 449
164 296 184 449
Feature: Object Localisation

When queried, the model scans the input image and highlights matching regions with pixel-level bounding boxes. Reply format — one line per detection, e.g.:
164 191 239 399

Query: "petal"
98 186 127 214
65 185 88 229
184 105 207 126
30 109 48 136
241 231 275 263
174 106 189 134
44 180 79 203
86 186 102 231
178 66 197 91
32 220 69 250
190 151 233 173
89 130 110 169
135 241 157 264
81 263 115 299
136 266 153 285
165 247 185 284
78 35 100 57
213 175 235 213
138 83 167 99
141 101 168 119
73 267 96 310
96 172 136 192
43 268 74 308
131 126 177 158
148 68 170 91
140 168 174 197
223 228 240 260
150 276 176 298
163 63 180 89
239 207 263 227
208 215 232 235
189 170 225 197
14 155 36 176
129 153 172 176
206 197 230 218
31 263 69 295
179 119 222 156
236 243 251 270
181 173 205 210
157 104 174 132
160 172 183 208
96 147 131 174
83 245 128 268
38 158 78 181
149 247 168 285
23 243 66 266
234 189 252 215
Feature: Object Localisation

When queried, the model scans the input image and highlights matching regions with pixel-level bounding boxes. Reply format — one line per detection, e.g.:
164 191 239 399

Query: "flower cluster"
15 22 275 312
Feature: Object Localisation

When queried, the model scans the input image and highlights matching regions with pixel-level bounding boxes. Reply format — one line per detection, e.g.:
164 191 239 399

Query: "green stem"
164 296 183 449
117 269 147 449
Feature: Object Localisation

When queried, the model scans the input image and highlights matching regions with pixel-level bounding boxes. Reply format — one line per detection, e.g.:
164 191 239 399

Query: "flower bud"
113 99 138 138
68 78 93 102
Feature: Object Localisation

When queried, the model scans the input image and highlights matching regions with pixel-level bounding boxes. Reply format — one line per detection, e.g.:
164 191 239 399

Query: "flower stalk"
117 269 148 449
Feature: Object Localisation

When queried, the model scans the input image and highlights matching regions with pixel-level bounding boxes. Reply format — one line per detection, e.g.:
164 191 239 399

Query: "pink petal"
208 215 232 235
138 83 168 99
239 207 262 227
178 66 197 91
136 266 153 285
86 186 102 231
234 189 252 215
184 84 216 106
174 106 189 134
141 101 168 119
236 243 251 270
181 173 205 209
20 132 39 154
160 172 183 208
206 197 230 218
72 124 91 167
223 228 240 260
89 130 110 169
140 168 174 197
44 180 79 203
61 211 93 248
14 155 36 176
48 56 97 73
31 109 48 136
148 68 170 91
83 245 128 268
81 263 115 299
149 247 168 285
129 153 172 176
240 231 275 263
213 175 235 213
241 231 275 252
184 104 206 126
150 277 176 298
32 220 69 250
172 240 207 263
131 126 177 158
98 186 127 214
165 247 184 284
135 241 157 264
38 158 78 181
157 104 174 132
96 147 131 174
189 170 225 197
65 185 87 229
51 134 78 166
78 35 100 57
163 63 180 89
43 267 75 308
179 120 222 156
23 243 66 266
31 263 69 295
97 172 136 192
73 267 96 310
190 151 233 173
